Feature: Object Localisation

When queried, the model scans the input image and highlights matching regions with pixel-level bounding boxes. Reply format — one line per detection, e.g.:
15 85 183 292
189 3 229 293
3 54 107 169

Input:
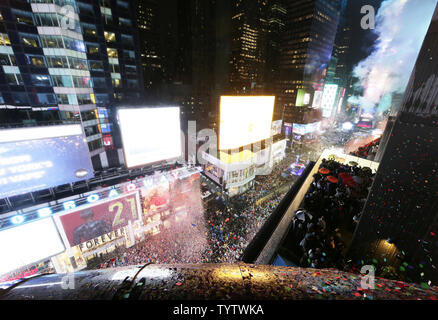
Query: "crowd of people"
92 154 375 272
350 137 381 160
91 154 302 268
284 158 375 270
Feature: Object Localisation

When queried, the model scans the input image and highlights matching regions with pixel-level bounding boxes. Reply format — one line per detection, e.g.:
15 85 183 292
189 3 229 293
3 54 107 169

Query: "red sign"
58 193 139 247
0 268 39 283
103 134 114 150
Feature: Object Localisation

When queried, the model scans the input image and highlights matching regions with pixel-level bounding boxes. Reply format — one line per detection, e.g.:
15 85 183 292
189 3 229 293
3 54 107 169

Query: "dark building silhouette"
348 4 438 285
275 0 341 122
228 0 269 94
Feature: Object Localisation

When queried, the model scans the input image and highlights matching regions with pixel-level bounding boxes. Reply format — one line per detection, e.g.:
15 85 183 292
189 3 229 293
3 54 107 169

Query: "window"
81 23 97 37
119 18 132 27
73 76 93 88
121 34 134 46
107 48 118 58
117 1 129 9
78 2 94 16
81 110 97 121
123 50 135 60
126 79 138 88
64 38 86 52
36 94 56 105
95 94 110 105
108 61 119 73
20 34 40 48
92 77 106 88
89 60 104 71
86 43 100 54
56 94 69 104
41 35 63 48
88 139 102 152
57 93 84 105
125 65 137 75
77 94 92 104
26 55 46 67
31 74 52 87
100 0 111 7
0 34 11 46
13 9 35 26
0 54 16 66
112 78 121 88
84 125 99 137
6 74 24 86
68 57 88 70
47 56 68 68
104 31 116 43
11 92 29 105
34 13 59 27
52 75 73 87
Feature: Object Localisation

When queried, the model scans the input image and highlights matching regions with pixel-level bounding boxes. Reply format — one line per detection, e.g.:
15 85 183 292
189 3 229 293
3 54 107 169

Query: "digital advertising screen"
0 125 94 199
321 84 339 118
56 192 140 247
219 96 275 150
271 120 283 136
118 107 182 168
0 218 65 277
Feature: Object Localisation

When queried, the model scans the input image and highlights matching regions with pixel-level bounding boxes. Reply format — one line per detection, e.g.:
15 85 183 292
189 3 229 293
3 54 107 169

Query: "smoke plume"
349 0 437 112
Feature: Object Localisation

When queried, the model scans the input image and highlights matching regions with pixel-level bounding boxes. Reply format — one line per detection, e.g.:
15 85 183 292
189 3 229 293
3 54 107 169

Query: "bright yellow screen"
219 96 275 150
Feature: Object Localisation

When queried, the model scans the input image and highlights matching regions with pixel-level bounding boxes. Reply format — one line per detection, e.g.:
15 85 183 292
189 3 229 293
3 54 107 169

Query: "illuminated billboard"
295 89 306 107
0 218 65 277
0 125 94 199
321 84 339 118
56 192 140 247
293 122 321 135
219 96 275 150
118 107 182 168
271 120 283 136
312 90 323 108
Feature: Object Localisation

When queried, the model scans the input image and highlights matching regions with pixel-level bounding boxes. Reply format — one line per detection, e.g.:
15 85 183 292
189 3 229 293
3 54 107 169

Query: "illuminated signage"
57 192 139 247
296 89 306 107
118 107 182 168
312 91 323 109
0 168 201 231
0 125 94 198
303 93 311 105
219 96 275 150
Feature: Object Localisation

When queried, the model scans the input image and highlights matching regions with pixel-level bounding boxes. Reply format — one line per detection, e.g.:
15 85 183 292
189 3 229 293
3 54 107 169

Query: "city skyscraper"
228 0 269 94
0 0 143 169
264 0 286 93
136 0 163 99
348 4 438 285
275 0 341 122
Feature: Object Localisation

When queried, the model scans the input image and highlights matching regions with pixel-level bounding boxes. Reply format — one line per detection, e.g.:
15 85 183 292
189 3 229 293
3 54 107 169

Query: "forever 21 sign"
57 192 139 247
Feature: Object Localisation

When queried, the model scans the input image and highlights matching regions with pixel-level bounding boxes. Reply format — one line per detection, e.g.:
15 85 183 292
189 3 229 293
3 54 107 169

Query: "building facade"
348 4 438 285
275 0 341 122
0 0 144 169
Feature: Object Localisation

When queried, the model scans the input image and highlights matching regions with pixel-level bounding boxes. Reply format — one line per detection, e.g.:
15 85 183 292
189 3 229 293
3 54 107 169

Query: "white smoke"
349 0 437 111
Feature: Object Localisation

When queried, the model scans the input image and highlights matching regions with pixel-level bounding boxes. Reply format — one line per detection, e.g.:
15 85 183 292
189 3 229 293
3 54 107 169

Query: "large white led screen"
0 218 65 277
0 124 94 198
219 96 275 150
118 107 182 168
